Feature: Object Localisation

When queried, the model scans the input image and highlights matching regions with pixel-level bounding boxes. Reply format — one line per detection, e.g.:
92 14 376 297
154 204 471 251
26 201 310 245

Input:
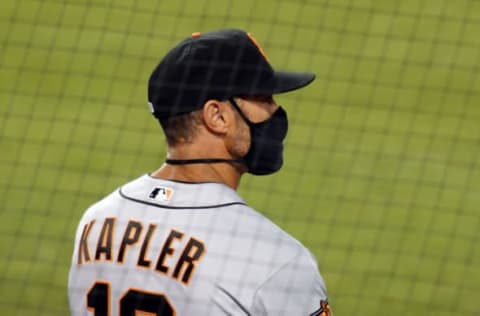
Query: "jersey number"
87 281 175 315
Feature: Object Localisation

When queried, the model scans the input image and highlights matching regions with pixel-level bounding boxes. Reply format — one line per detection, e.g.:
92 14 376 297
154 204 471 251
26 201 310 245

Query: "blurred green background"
1 0 479 315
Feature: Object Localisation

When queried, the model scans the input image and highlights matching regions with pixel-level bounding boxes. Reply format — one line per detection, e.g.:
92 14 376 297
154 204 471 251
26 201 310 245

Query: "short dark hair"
158 110 203 146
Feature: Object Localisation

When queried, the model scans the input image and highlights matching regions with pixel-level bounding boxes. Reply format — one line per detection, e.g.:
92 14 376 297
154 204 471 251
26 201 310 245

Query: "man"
68 29 331 315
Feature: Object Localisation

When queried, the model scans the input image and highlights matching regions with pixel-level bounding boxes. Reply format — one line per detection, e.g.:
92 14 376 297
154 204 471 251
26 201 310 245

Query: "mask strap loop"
165 158 244 165
164 99 250 168
228 98 252 124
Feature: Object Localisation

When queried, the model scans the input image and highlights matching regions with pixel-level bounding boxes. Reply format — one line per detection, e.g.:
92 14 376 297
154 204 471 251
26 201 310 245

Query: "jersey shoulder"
209 204 328 314
230 202 314 263
239 207 328 314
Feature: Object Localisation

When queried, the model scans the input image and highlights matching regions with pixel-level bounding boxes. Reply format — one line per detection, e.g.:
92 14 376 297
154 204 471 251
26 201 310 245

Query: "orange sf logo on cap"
247 32 270 63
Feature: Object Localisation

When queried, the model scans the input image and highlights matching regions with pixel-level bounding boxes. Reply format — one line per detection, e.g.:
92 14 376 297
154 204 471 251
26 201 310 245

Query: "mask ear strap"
228 98 252 124
164 99 250 169
165 158 244 165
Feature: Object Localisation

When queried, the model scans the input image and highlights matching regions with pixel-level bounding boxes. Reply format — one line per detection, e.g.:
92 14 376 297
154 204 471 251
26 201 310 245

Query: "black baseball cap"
147 29 315 120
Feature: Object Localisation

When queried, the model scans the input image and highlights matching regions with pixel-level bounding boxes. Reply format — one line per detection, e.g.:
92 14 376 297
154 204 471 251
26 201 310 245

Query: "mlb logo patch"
148 186 174 202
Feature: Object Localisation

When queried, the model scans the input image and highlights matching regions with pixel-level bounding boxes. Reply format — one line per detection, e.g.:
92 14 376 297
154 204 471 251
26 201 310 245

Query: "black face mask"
230 98 288 175
165 98 289 176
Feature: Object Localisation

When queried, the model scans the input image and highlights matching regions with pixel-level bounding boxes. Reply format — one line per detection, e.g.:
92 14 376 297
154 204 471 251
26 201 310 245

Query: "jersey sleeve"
251 249 330 316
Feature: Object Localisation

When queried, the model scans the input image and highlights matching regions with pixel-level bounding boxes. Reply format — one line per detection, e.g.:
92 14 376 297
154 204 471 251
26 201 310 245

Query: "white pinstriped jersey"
68 174 330 315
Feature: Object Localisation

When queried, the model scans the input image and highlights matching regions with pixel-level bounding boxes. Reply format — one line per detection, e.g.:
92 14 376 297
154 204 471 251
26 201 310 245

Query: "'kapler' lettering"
77 218 205 285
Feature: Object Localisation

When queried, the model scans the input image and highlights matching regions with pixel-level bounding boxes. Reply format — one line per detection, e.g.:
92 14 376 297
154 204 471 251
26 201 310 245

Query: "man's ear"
202 100 232 134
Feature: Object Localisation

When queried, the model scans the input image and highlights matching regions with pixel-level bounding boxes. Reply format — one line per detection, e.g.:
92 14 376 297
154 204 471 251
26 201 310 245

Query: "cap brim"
271 71 316 94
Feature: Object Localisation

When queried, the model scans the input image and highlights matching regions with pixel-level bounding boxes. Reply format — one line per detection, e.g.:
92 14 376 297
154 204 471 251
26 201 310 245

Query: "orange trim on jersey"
172 237 206 285
117 220 143 264
95 217 116 262
154 228 184 275
119 287 177 316
137 223 157 269
86 281 110 316
319 300 333 316
77 220 95 265
135 311 157 316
